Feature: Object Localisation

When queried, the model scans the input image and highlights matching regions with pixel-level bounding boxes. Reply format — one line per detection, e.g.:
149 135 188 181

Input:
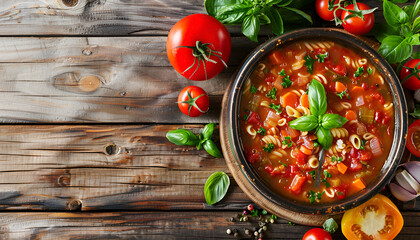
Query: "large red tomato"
302 228 333 240
316 0 342 21
406 119 420 157
401 59 420 90
341 3 375 35
167 14 231 81
177 86 209 117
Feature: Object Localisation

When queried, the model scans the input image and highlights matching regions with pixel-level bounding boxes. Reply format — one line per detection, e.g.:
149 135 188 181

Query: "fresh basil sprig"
289 80 348 150
205 0 312 42
374 0 420 63
166 123 223 158
204 171 230 205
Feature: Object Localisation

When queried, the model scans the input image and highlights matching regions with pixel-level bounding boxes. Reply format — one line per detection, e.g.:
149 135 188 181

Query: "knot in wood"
57 175 71 186
67 199 82 211
82 49 92 56
78 75 101 92
62 0 78 7
104 143 120 156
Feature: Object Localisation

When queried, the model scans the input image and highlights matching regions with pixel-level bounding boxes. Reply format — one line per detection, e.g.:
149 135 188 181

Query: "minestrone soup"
240 40 394 204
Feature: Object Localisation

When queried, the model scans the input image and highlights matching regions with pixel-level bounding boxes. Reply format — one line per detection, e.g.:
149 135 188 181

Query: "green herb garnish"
313 141 319 147
316 52 328 63
337 89 347 99
288 80 348 150
261 210 268 215
304 55 316 74
204 171 230 205
331 156 343 163
280 69 286 76
282 136 293 148
263 143 275 153
269 103 282 114
251 85 257 94
308 190 325 204
257 127 266 136
360 139 366 150
323 218 338 234
279 162 288 167
410 103 420 118
367 67 373 75
266 87 277 100
281 75 293 88
308 170 316 180
322 170 332 188
354 67 364 77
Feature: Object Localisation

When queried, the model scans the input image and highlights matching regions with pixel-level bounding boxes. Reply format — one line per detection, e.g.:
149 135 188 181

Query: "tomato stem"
176 41 227 80
331 0 377 26
177 90 208 116
402 61 420 84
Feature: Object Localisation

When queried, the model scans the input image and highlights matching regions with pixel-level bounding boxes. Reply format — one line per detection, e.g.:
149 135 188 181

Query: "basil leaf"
414 17 420 33
289 115 319 131
166 129 199 146
282 7 313 24
383 0 409 27
321 114 348 130
412 0 420 22
205 0 236 17
389 0 408 3
372 23 399 43
215 4 250 24
308 79 327 117
271 0 293 7
201 123 215 140
404 5 414 22
204 171 230 205
378 35 412 64
316 126 333 150
408 34 420 45
203 139 223 158
410 103 420 118
323 218 339 234
265 7 284 35
242 15 260 42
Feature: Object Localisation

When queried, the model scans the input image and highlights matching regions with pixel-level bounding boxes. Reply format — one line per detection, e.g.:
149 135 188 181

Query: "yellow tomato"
341 194 403 240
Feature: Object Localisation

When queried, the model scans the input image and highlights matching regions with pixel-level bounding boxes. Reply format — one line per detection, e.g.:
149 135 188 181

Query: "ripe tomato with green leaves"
178 86 209 117
167 14 231 81
341 3 375 35
315 0 342 21
401 59 420 90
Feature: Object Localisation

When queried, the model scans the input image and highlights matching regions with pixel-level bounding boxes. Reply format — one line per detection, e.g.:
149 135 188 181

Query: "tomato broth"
239 39 394 204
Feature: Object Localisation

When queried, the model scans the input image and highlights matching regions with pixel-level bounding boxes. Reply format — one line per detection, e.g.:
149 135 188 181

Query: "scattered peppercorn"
254 231 259 236
263 226 267 231
247 204 254 211
270 218 275 224
233 232 239 238
226 229 232 235
243 216 248 222
245 229 250 236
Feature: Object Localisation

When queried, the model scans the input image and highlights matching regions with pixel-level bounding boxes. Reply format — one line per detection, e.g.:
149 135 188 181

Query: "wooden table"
0 0 418 239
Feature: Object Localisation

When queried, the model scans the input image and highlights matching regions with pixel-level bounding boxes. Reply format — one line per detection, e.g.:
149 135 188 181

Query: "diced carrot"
345 110 357 121
290 174 306 193
351 86 364 96
281 92 299 108
273 77 284 90
337 162 348 174
335 81 347 93
300 145 312 155
300 93 309 108
352 178 366 191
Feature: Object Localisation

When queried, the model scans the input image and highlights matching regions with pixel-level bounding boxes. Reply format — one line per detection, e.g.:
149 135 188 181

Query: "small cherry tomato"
167 14 231 81
177 86 209 117
400 59 420 90
341 3 375 35
406 119 420 157
302 228 333 240
316 0 342 21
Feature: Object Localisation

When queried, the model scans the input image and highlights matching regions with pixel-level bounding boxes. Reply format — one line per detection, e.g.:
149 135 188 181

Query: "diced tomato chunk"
247 112 261 127
246 151 260 164
285 125 300 140
292 148 307 165
335 184 349 200
350 158 363 171
361 82 368 91
289 164 299 177
265 165 273 174
374 111 383 123
264 73 275 83
383 114 391 124
358 150 373 161
289 174 306 194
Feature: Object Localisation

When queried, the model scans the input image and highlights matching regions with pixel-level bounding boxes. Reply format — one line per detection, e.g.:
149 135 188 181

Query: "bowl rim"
226 28 408 214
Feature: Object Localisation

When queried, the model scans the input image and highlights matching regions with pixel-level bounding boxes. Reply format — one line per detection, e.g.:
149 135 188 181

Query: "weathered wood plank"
0 37 258 123
0 211 418 240
0 0 396 36
0 124 251 211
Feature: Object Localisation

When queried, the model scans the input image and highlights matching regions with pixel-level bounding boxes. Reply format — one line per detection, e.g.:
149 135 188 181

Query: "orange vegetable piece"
337 162 348 174
300 145 312 155
289 174 306 193
352 178 366 191
300 93 309 108
345 110 357 121
281 92 299 108
335 81 347 92
351 86 364 95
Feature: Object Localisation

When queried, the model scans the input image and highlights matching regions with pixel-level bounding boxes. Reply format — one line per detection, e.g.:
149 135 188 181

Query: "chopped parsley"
304 55 316 74
264 68 269 73
308 190 325 204
250 209 259 217
279 69 286 76
360 139 366 150
269 103 282 114
354 67 364 77
282 136 293 148
410 103 420 118
322 170 332 188
250 85 257 94
337 89 347 99
308 170 316 180
313 141 319 147
263 143 275 153
316 52 328 63
331 156 343 163
281 75 292 88
257 127 266 136
367 67 373 75
243 114 249 121
261 210 268 215
336 191 344 196
266 87 277 100
279 162 288 167
288 221 295 226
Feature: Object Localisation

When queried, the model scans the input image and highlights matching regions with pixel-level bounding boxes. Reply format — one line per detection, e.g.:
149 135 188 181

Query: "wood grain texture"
0 37 258 123
0 124 252 211
0 0 397 36
0 211 418 240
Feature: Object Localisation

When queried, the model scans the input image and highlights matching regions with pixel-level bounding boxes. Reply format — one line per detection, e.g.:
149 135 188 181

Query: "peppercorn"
243 216 248 222
233 232 239 238
247 204 254 211
226 229 232 235
245 229 251 236
229 217 234 222
270 218 275 224
254 231 259 236
263 226 267 231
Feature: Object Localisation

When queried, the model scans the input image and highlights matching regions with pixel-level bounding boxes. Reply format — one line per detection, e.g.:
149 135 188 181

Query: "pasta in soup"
240 39 394 204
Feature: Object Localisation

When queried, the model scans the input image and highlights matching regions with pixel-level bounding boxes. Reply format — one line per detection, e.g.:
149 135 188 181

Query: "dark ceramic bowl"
225 28 408 214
